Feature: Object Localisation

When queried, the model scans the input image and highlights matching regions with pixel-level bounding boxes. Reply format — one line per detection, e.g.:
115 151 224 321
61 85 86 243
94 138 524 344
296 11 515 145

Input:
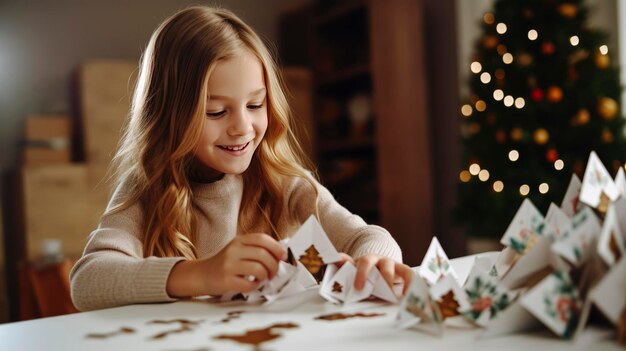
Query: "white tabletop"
0 254 621 351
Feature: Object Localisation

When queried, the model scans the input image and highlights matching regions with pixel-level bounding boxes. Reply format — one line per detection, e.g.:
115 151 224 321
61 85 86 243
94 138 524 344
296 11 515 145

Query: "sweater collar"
191 174 242 199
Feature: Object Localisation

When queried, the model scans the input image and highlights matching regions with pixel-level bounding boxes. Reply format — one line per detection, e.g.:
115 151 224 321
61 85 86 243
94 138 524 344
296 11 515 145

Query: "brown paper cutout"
598 191 610 214
86 326 135 339
148 319 203 340
299 245 324 274
332 281 343 293
314 312 385 321
214 322 299 350
437 290 460 319
219 310 245 323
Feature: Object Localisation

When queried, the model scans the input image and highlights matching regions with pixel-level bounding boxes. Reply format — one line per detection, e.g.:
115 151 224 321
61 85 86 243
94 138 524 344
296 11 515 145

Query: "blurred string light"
493 180 504 192
554 159 564 170
519 184 530 196
539 183 550 194
599 45 608 55
461 104 473 117
508 149 519 161
480 72 492 83
528 29 538 41
504 95 514 107
469 163 481 175
496 23 507 34
502 53 513 64
570 35 580 46
515 97 526 109
493 89 504 101
471 61 482 73
478 169 490 181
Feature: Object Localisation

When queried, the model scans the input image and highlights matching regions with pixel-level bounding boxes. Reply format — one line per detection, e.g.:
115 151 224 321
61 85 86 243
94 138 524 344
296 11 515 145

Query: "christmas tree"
456 0 626 238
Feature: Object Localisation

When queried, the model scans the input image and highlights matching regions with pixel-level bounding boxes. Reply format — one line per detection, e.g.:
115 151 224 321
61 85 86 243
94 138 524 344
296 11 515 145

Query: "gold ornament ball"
469 122 481 135
595 52 610 69
602 129 614 143
495 129 507 143
598 97 619 120
483 35 499 49
511 127 524 142
534 128 549 145
559 4 578 18
517 53 533 67
572 109 590 126
547 86 563 103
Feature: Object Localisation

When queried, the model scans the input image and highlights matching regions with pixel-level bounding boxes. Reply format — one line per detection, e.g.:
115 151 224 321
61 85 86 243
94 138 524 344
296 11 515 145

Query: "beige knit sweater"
70 174 402 311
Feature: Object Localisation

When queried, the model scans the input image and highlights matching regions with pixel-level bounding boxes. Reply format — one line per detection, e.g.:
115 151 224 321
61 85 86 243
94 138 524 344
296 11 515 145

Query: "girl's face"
193 50 268 181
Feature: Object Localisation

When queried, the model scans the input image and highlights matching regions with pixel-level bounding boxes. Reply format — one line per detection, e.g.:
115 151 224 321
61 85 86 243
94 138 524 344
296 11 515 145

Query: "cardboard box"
22 148 71 166
24 115 71 141
21 165 110 261
77 61 137 171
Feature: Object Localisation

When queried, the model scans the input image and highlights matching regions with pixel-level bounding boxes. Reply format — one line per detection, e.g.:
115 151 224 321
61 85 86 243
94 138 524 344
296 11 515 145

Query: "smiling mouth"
218 141 250 151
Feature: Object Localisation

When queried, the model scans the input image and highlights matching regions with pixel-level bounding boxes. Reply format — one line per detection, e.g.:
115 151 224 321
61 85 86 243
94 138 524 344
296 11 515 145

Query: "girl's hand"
352 253 413 295
167 233 286 297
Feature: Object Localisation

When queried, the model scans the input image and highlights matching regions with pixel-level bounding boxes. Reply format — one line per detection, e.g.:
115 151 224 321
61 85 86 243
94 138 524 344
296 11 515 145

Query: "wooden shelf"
318 136 375 153
314 0 367 27
316 63 370 88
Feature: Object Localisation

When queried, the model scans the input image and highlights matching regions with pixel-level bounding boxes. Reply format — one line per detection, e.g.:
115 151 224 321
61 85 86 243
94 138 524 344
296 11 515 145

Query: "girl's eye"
247 103 264 110
206 111 225 118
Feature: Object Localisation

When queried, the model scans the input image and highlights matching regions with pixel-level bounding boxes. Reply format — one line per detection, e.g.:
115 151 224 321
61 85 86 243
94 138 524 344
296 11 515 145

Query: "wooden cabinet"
280 0 433 265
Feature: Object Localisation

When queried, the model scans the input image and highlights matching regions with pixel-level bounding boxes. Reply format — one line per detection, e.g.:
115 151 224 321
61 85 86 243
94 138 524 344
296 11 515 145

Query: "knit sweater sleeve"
287 175 403 262
69 188 185 311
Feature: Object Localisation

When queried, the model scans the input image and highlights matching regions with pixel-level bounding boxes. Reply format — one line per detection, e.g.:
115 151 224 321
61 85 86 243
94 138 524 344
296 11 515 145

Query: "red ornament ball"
542 41 555 55
531 88 544 101
546 149 559 163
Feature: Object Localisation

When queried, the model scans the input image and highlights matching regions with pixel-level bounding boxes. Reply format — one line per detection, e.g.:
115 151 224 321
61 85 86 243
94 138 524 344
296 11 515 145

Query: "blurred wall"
0 0 294 169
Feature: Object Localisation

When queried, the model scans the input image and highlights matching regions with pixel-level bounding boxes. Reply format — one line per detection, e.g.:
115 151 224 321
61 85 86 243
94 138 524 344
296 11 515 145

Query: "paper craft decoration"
561 174 583 218
396 274 444 336
221 215 337 304
500 199 545 253
500 236 569 290
589 257 626 327
520 270 582 338
615 168 626 197
597 203 626 266
461 270 516 327
579 151 619 211
418 237 457 284
551 207 602 267
543 203 572 242
286 215 342 280
319 261 398 304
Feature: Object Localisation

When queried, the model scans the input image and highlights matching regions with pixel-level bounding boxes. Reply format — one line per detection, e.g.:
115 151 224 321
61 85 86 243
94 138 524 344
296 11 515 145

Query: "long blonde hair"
107 6 317 259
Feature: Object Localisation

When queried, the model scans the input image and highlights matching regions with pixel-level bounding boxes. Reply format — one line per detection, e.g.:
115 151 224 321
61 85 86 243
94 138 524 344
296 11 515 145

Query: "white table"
0 254 621 351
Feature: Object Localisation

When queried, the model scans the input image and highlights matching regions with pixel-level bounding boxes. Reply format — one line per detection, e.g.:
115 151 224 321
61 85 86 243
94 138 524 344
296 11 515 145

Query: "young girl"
70 6 412 311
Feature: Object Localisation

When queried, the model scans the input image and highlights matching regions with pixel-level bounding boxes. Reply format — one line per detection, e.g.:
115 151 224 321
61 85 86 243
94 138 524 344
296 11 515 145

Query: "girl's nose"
228 108 254 136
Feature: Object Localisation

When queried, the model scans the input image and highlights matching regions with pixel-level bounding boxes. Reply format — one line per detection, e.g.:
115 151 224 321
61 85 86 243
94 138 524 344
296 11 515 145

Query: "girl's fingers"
378 259 395 288
237 246 280 279
336 252 354 267
241 233 287 261
354 255 376 291
234 260 269 283
228 275 261 293
396 263 414 295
